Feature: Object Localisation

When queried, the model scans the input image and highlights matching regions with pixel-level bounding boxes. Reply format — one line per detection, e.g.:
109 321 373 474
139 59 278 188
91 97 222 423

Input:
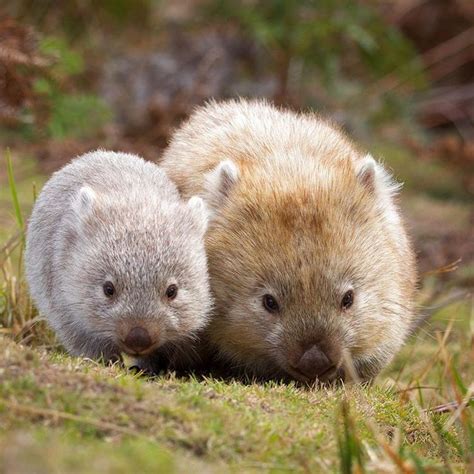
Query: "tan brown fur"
161 99 417 382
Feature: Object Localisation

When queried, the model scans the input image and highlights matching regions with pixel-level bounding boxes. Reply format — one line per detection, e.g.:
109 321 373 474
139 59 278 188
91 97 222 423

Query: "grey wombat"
25 150 211 367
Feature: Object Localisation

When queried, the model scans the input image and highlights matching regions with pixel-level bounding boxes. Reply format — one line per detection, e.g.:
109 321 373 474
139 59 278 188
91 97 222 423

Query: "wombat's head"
61 187 211 357
204 155 416 383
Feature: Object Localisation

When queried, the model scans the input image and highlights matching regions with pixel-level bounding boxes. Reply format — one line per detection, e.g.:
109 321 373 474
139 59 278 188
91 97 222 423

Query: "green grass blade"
450 361 467 396
5 148 25 236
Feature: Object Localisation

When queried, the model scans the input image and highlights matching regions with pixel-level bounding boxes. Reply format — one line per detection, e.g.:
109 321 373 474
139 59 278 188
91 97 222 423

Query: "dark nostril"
293 344 333 379
124 327 152 352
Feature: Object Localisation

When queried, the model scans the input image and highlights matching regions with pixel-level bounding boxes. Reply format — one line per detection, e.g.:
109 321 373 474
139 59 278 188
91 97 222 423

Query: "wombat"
160 99 417 383
25 150 211 367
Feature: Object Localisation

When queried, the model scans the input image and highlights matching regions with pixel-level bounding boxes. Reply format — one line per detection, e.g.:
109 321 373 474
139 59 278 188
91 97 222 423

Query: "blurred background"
0 0 473 292
1 6 472 469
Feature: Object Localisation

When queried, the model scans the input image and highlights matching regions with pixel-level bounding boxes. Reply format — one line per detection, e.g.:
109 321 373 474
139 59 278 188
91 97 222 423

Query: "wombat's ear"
203 160 239 212
73 186 96 218
356 154 401 196
186 196 209 236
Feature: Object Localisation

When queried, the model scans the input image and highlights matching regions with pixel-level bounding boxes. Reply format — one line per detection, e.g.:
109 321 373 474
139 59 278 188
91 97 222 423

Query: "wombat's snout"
124 327 153 353
289 344 341 381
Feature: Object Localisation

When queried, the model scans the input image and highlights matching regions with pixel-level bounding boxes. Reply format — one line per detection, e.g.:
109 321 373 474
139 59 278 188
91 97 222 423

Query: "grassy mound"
0 336 471 473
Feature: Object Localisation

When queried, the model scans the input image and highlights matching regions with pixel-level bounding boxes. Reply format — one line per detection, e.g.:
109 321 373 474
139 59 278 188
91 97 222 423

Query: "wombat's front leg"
132 351 170 376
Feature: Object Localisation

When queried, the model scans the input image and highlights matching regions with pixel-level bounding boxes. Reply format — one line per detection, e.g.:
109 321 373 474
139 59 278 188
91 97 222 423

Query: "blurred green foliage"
24 36 110 140
4 0 157 40
41 91 111 140
205 0 426 102
39 37 84 76
3 0 429 138
35 37 110 139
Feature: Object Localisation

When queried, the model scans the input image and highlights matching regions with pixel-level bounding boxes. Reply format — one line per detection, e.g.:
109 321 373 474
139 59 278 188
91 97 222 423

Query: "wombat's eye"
103 281 115 298
341 290 354 310
262 294 280 313
166 284 178 300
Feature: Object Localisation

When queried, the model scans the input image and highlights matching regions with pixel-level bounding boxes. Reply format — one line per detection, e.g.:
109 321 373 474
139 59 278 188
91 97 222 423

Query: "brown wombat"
25 150 211 368
160 99 417 383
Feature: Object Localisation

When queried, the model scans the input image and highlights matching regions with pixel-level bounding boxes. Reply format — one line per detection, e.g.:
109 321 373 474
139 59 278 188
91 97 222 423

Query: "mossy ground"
0 330 471 474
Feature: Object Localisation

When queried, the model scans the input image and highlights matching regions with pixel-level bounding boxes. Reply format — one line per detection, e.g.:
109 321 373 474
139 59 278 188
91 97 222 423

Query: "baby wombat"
25 150 211 366
161 99 417 383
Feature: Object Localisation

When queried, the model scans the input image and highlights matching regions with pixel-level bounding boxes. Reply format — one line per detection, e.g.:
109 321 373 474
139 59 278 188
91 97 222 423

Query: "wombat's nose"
124 327 152 353
292 345 333 380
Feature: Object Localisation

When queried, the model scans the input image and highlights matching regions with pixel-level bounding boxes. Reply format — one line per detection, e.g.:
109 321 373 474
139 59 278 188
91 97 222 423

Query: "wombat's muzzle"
288 343 342 382
124 326 153 354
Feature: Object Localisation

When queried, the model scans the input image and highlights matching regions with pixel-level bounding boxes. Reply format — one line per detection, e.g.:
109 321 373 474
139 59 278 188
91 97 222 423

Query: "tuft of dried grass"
1 149 54 346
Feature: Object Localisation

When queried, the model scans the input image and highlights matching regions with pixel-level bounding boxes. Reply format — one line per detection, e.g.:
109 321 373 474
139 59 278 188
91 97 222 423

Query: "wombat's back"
161 99 358 197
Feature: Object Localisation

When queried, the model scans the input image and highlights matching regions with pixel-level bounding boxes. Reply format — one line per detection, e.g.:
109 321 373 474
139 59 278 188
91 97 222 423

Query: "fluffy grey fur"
25 150 211 366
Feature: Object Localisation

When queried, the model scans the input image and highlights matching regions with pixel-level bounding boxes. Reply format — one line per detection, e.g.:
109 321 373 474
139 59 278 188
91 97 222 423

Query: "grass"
0 336 472 473
0 148 473 473
5 149 25 234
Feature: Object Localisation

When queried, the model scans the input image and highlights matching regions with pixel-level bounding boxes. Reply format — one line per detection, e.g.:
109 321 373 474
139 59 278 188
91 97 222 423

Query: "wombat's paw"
104 353 124 367
131 352 173 377
128 365 152 376
127 363 164 378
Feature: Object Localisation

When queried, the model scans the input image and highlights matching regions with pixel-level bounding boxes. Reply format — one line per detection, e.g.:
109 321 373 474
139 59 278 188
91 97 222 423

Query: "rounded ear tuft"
74 186 96 217
356 155 377 191
356 154 402 197
217 160 239 197
187 196 209 236
203 160 240 214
